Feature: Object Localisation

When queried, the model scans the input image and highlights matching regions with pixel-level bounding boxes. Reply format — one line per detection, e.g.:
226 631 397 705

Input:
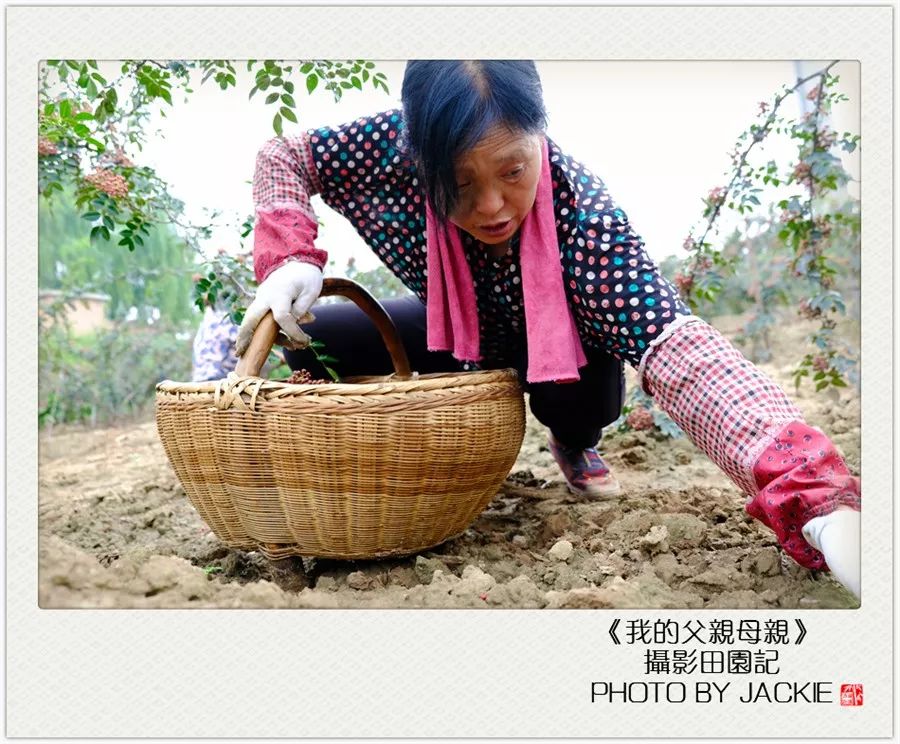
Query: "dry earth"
39 316 860 609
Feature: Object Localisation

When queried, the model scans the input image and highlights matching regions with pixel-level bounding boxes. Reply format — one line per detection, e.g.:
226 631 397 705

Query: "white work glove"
235 260 323 357
801 507 860 600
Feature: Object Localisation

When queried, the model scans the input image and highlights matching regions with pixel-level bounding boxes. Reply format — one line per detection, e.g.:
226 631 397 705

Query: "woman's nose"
473 185 504 216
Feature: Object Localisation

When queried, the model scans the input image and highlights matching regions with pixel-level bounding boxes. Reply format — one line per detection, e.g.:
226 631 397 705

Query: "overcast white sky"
134 60 859 273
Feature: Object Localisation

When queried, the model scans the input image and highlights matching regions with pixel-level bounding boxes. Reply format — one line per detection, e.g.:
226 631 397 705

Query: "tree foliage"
40 184 196 324
38 58 392 427
677 62 859 393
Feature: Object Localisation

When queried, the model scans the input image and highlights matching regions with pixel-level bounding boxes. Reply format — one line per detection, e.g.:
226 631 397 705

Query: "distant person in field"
191 305 239 382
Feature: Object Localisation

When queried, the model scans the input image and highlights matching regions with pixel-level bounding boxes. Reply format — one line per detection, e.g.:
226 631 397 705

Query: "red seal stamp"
840 684 863 706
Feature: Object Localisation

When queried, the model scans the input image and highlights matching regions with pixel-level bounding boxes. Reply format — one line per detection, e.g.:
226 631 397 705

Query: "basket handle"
234 277 413 380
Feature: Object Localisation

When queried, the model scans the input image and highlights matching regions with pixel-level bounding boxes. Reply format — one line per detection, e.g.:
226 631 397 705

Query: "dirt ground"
38 316 860 609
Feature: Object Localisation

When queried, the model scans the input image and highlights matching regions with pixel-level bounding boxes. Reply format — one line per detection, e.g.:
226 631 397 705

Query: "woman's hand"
801 507 861 600
235 260 324 357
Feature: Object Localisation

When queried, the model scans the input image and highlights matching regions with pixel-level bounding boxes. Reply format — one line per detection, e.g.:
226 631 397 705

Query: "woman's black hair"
400 60 548 220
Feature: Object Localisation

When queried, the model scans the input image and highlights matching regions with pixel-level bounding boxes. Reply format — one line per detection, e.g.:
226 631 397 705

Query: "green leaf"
81 211 101 221
99 226 110 241
248 85 259 99
74 111 94 121
283 80 295 94
273 113 283 136
265 92 279 104
351 76 362 90
280 106 297 123
306 73 318 94
281 93 296 107
300 62 313 74
102 215 115 231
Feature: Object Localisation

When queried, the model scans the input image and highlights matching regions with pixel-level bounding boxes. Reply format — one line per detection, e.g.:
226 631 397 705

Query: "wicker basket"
156 278 525 560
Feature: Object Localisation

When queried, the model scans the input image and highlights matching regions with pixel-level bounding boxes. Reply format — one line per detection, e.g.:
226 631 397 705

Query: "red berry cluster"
674 272 694 295
285 369 328 385
102 147 134 168
84 169 129 198
38 137 59 156
626 408 654 432
791 161 812 183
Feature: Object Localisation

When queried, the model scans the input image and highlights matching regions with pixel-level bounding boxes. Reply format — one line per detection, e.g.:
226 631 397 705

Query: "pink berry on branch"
674 272 694 295
792 162 812 183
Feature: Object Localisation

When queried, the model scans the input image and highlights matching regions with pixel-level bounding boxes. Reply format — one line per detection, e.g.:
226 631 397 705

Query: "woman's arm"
555 142 859 577
251 109 425 290
251 133 328 283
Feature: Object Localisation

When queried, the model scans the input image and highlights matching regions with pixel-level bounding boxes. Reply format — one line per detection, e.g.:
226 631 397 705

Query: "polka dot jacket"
251 109 860 570
252 108 692 369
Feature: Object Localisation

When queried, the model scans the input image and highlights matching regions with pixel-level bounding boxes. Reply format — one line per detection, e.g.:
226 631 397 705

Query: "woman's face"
447 124 543 246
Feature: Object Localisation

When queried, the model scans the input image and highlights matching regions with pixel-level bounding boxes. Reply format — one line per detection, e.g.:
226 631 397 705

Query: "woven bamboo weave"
155 279 526 560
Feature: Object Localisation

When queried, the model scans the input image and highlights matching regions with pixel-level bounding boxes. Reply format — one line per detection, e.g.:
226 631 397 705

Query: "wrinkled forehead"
454 124 540 171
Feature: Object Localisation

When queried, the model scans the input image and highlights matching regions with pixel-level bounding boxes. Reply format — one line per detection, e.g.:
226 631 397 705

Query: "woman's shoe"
548 434 622 498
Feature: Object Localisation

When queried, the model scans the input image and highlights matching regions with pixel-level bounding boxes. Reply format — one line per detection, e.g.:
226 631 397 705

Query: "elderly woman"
235 60 861 598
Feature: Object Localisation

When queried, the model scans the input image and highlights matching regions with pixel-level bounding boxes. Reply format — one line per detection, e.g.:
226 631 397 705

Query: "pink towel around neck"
425 137 587 383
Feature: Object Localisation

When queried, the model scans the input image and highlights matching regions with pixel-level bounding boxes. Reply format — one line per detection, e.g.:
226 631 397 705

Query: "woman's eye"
505 166 524 178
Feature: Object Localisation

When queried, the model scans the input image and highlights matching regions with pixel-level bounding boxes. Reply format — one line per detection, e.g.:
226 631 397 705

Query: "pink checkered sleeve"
253 133 323 215
638 318 806 496
637 318 860 569
251 134 327 282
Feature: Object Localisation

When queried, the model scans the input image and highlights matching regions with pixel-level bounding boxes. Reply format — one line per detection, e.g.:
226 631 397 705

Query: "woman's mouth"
480 219 513 238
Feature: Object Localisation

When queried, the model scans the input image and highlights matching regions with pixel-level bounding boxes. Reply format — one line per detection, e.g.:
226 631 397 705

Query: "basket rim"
156 367 522 397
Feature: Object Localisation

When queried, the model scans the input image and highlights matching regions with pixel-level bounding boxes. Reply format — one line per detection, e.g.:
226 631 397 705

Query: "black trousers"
283 295 625 450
